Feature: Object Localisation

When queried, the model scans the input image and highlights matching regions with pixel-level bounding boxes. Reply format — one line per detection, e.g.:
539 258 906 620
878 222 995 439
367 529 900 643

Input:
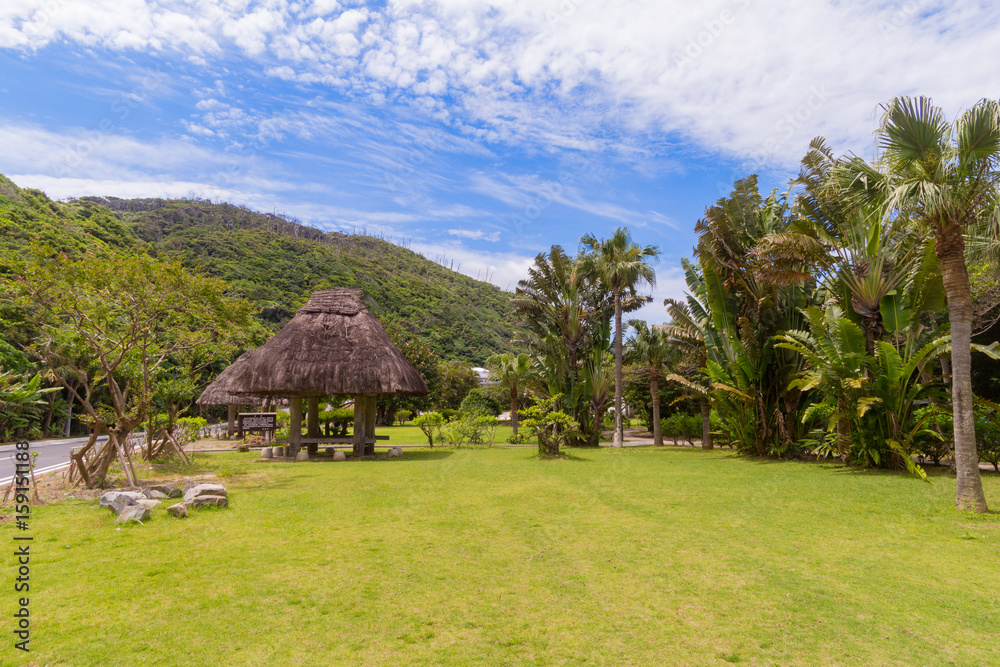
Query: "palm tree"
580 228 660 447
662 284 713 449
625 320 673 446
875 96 1000 513
485 352 532 436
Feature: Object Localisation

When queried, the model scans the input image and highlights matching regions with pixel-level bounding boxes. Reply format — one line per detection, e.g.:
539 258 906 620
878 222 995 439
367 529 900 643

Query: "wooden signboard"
237 412 278 439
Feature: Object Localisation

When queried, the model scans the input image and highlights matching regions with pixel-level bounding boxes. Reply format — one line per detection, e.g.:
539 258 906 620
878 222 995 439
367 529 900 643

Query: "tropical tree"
625 320 674 446
873 96 1000 512
662 273 714 449
485 351 532 436
3 246 259 487
580 228 660 447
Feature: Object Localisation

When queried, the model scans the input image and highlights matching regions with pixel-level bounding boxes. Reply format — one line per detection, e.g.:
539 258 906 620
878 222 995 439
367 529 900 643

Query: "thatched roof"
196 350 287 406
226 289 429 397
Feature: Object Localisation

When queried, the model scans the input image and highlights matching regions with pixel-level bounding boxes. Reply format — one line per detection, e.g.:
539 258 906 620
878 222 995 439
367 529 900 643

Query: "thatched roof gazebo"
196 350 287 437
225 288 428 457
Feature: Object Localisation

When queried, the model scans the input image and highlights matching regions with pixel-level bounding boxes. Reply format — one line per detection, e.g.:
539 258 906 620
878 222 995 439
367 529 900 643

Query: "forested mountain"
0 174 518 364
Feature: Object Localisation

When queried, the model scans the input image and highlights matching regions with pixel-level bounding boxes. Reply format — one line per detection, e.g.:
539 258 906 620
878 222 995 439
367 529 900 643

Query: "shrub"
175 416 208 445
976 402 1000 472
413 412 445 447
440 408 462 422
661 413 700 446
394 409 412 425
459 388 502 417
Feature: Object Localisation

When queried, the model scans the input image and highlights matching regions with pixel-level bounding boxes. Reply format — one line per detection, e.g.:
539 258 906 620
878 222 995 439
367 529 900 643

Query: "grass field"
7 446 1000 666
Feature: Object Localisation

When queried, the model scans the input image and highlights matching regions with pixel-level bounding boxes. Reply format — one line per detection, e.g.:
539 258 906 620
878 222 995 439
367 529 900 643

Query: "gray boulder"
295 451 309 462
115 505 151 524
260 447 272 459
188 495 228 509
143 489 167 499
183 483 228 503
136 499 162 510
387 447 402 458
99 490 144 509
333 451 347 461
166 503 189 518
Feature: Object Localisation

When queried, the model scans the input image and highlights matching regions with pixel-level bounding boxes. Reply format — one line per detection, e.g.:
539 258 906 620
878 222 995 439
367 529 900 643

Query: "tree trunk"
701 400 713 450
837 393 852 462
613 289 624 447
936 225 988 512
510 385 519 437
650 374 662 446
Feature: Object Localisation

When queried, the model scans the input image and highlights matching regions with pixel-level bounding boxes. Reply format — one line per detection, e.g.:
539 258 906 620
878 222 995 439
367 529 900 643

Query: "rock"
237 445 250 453
183 481 200 492
115 505 151 524
295 451 309 462
151 485 183 498
188 495 228 509
143 489 166 499
103 493 141 514
166 503 189 518
136 499 162 510
333 451 347 461
272 446 283 458
324 447 334 456
387 447 402 458
99 490 144 508
183 483 228 503
260 447 273 459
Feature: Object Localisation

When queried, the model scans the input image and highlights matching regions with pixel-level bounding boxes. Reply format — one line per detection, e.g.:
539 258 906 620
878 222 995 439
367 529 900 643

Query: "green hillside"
0 174 517 363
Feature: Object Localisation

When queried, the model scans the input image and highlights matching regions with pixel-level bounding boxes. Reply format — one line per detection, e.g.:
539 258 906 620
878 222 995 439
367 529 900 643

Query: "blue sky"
1 0 997 322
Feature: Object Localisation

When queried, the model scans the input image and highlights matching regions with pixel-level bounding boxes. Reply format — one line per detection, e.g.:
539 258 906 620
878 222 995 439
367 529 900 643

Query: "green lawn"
7 447 1000 666
380 423 534 446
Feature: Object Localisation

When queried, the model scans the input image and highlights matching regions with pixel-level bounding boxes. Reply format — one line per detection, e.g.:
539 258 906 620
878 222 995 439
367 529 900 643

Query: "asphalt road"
0 435 106 484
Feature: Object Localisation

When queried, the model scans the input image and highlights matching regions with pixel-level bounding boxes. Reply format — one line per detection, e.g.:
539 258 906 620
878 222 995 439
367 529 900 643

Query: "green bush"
394 409 412 425
661 413 700 446
976 403 1000 472
459 388 502 417
175 416 208 445
413 412 445 446
440 408 462 422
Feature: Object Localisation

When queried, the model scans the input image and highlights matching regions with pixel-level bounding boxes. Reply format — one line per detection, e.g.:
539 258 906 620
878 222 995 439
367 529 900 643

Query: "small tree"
520 395 581 457
413 412 445 447
3 246 259 487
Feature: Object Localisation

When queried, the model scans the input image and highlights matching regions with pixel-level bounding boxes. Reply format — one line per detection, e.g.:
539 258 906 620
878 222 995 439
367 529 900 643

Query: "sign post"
237 412 278 440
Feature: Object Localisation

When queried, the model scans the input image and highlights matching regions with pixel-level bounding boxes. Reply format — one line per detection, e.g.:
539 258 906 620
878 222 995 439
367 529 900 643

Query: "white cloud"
447 228 500 241
2 1 996 169
410 240 536 292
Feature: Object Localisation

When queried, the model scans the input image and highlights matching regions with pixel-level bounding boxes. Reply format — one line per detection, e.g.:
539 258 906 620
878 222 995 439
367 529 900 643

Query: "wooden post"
227 404 236 438
364 395 377 456
290 396 303 456
352 395 366 457
307 396 320 454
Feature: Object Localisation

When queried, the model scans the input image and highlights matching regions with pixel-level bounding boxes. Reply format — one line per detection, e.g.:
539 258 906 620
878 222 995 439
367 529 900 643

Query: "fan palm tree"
662 283 713 449
485 352 532 436
874 96 1000 513
580 228 660 447
625 320 674 446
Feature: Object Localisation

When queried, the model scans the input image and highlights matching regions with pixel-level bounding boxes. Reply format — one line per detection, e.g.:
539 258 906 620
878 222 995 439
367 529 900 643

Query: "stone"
272 446 283 458
333 451 347 461
387 446 402 458
143 489 167 499
99 490 144 509
115 505 151 524
295 451 309 462
237 445 250 453
154 485 183 498
188 495 228 509
325 447 334 456
166 503 189 518
103 493 140 514
136 499 162 510
183 483 228 503
260 447 273 459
